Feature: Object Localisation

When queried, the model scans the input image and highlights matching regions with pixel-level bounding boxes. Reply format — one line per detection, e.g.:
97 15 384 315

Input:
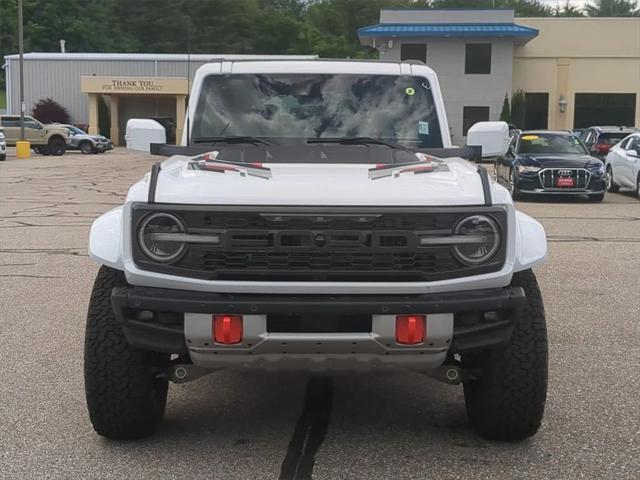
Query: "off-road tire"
588 192 605 202
605 166 619 193
79 141 94 154
84 266 169 440
48 136 66 156
463 269 548 441
509 169 522 201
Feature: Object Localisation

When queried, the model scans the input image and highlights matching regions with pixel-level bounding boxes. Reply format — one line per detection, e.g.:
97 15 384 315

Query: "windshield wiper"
192 136 272 146
307 136 411 151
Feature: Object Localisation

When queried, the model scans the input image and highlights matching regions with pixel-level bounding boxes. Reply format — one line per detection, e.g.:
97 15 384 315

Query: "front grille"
132 205 508 282
539 168 591 189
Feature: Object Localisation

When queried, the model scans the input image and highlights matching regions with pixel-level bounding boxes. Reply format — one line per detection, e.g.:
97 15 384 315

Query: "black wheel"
79 141 94 154
605 166 619 193
509 169 522 201
48 137 66 156
40 147 51 156
84 266 170 440
0 154 5 161
463 269 548 441
588 192 605 202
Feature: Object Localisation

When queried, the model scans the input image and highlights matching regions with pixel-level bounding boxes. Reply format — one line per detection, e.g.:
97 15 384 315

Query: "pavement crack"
0 274 62 278
279 377 334 480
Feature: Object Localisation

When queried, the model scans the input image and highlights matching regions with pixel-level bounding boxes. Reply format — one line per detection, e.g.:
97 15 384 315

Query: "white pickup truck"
85 59 548 442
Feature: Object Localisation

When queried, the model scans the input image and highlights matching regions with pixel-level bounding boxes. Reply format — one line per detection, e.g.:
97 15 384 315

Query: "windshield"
518 133 588 155
192 73 443 148
67 126 86 135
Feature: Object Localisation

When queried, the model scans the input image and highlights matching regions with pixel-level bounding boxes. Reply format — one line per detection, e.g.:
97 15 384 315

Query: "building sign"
81 76 189 95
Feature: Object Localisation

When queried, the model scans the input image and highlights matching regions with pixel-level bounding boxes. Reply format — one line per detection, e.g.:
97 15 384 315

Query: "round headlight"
453 215 501 265
138 213 186 263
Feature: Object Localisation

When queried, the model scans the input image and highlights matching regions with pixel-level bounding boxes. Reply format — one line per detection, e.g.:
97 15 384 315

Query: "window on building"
574 93 636 129
463 106 490 136
524 93 549 130
400 44 427 63
465 44 492 74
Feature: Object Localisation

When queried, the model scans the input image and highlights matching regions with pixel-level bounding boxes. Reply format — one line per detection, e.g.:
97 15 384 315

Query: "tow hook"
426 365 471 385
167 364 210 384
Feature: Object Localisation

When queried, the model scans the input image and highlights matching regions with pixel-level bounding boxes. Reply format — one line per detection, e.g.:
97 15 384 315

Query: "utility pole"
16 0 30 158
18 0 25 140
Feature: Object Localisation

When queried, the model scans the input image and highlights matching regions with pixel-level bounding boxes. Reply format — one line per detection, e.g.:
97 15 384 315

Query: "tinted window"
627 137 640 151
465 44 492 74
598 132 635 145
462 106 490 136
1 117 20 127
24 119 41 129
193 73 443 148
518 133 588 155
400 44 427 63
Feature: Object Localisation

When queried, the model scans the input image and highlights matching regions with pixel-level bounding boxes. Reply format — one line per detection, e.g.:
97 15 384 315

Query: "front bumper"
111 285 525 372
516 172 605 195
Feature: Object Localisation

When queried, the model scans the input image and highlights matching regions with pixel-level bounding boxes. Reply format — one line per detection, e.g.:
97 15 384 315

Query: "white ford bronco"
85 59 548 442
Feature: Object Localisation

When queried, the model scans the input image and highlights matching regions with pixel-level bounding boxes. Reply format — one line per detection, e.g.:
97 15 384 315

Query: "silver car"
62 124 113 154
0 127 6 161
605 133 640 197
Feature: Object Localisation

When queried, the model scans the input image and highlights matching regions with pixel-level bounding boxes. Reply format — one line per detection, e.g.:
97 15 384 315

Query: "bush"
510 90 527 129
32 98 71 124
500 93 511 124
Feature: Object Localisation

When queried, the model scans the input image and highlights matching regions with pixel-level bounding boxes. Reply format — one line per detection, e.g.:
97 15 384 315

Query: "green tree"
553 1 585 16
431 0 552 16
585 0 640 16
500 93 511 123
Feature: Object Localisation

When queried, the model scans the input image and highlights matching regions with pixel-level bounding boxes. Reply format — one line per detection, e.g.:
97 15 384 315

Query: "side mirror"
466 121 510 159
627 149 638 157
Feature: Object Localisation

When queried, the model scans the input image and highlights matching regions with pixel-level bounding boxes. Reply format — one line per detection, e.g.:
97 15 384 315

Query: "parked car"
85 59 549 442
495 130 606 201
0 127 6 161
59 124 113 154
580 126 640 159
604 133 640 197
0 115 68 155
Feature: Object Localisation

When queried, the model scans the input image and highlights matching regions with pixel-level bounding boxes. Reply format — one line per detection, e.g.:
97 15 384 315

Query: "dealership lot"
1 148 638 479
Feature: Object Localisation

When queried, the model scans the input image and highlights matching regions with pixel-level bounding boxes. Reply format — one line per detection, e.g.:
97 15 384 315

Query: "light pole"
16 0 30 158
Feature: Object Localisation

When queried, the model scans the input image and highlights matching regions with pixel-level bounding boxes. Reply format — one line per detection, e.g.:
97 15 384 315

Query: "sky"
539 0 589 5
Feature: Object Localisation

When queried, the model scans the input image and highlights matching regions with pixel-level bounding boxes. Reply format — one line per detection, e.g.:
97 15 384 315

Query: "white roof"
4 52 318 62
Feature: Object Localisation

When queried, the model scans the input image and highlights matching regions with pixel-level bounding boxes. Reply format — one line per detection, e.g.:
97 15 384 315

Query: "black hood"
516 153 602 169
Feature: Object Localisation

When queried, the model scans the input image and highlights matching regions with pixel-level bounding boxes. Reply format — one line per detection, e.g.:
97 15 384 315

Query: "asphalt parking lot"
1 147 639 480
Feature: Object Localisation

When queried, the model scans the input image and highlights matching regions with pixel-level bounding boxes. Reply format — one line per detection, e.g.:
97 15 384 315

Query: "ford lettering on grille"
224 230 417 253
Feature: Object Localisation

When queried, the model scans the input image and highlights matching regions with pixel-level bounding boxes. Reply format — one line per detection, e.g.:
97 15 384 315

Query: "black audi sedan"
495 130 606 201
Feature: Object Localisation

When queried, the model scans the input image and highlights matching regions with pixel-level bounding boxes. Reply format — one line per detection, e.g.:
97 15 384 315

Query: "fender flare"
88 206 125 270
513 210 548 272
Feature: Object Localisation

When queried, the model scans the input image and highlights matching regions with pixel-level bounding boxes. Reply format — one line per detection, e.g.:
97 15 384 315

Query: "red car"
580 126 640 158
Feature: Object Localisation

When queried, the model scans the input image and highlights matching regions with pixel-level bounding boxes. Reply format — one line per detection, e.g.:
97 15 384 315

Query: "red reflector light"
213 315 243 344
395 315 426 345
